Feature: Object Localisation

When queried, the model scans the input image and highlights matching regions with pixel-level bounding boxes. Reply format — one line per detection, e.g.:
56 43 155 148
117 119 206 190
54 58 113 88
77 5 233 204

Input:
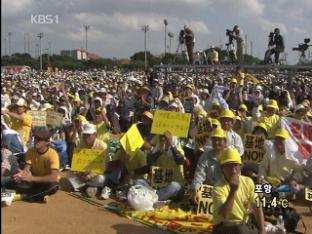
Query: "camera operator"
264 32 275 64
183 25 195 65
232 25 245 64
272 28 285 64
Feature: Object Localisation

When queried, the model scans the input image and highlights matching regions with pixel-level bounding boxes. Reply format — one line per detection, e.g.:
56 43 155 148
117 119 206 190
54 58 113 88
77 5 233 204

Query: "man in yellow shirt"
258 128 303 198
10 127 59 202
5 98 32 145
93 107 111 144
213 148 265 234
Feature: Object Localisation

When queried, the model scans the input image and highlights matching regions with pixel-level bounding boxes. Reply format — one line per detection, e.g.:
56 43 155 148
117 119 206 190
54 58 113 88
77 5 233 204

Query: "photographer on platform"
183 25 195 65
272 28 285 64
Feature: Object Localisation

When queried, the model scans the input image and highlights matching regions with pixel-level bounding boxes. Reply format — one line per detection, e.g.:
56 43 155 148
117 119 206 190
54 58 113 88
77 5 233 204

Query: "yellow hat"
238 104 247 111
198 108 207 118
143 111 153 120
307 110 312 117
231 78 237 84
267 99 279 110
185 84 194 91
210 127 226 138
211 118 221 127
75 115 89 124
257 105 264 112
275 128 289 139
220 109 235 119
219 148 242 165
235 115 241 121
74 96 81 103
254 122 268 133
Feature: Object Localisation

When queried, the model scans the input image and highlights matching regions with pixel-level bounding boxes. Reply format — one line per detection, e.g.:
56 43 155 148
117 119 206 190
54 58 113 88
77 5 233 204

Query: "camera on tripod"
292 38 311 53
179 30 185 44
226 29 234 46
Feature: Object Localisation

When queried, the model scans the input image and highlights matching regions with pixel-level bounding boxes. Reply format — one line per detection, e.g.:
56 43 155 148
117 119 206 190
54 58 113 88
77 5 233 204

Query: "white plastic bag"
127 185 158 211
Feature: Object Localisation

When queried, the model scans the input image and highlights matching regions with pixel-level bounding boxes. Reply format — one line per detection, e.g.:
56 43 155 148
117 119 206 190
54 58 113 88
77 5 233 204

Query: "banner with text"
243 134 266 163
151 110 191 138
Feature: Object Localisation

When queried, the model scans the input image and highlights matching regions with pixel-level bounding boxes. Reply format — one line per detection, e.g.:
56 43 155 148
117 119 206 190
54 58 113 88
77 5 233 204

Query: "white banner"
280 117 312 165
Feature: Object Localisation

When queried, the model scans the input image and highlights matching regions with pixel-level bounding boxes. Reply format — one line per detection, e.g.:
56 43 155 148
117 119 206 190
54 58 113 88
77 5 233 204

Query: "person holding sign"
5 98 32 145
213 148 265 234
68 124 108 198
192 128 226 204
219 109 244 156
9 127 60 202
135 131 185 201
258 128 304 200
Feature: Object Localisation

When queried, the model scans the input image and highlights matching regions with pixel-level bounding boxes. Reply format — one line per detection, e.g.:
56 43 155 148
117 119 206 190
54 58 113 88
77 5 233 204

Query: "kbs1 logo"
31 14 59 24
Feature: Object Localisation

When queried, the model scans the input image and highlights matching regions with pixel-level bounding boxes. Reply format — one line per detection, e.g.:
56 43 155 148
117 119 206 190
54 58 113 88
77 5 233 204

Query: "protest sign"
197 185 214 220
71 148 107 174
151 110 191 137
28 110 47 126
46 111 63 127
281 117 312 164
120 124 144 158
243 134 266 163
151 166 174 189
305 188 312 202
195 117 212 148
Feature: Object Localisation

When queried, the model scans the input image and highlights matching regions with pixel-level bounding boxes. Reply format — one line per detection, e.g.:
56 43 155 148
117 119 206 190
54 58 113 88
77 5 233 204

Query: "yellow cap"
211 118 221 127
185 84 194 91
198 108 207 118
267 99 279 110
75 115 89 124
235 115 241 121
257 105 264 112
219 148 242 165
74 96 81 103
231 78 237 84
143 111 153 120
210 127 226 138
220 109 235 119
254 122 268 133
275 128 289 139
238 104 247 111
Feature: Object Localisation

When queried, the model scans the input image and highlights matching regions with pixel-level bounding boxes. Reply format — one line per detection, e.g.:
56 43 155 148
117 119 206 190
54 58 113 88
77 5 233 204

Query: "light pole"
164 19 168 56
168 32 174 54
8 32 12 56
84 25 90 53
141 25 149 69
4 37 8 55
37 32 44 71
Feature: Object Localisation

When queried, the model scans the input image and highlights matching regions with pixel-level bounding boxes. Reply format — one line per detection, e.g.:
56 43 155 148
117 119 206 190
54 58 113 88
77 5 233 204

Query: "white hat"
98 88 106 93
255 85 263 91
202 89 210 94
295 104 305 112
169 102 178 108
16 98 27 107
82 123 96 135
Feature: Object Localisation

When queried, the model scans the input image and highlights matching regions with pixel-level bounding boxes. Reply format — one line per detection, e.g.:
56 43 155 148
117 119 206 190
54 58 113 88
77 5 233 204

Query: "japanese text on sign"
28 111 47 126
197 185 213 220
151 110 191 137
195 118 212 148
71 148 107 174
120 124 144 158
151 166 174 189
243 134 265 163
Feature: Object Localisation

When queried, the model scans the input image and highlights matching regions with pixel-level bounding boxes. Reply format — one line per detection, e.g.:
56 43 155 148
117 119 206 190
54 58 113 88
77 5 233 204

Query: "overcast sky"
2 0 312 64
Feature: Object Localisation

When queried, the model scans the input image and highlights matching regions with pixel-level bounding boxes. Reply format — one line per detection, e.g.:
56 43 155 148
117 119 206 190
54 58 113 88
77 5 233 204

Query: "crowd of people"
1 66 312 233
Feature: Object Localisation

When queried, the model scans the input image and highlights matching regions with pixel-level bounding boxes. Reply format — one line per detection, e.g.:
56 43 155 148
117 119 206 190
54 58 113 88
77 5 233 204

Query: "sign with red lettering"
281 117 312 165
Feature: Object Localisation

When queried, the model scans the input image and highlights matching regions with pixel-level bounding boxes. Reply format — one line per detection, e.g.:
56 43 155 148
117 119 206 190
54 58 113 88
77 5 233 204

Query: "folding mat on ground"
69 192 213 234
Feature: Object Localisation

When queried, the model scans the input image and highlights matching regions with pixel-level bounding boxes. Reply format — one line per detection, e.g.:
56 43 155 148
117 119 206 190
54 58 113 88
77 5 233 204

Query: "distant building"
60 49 101 60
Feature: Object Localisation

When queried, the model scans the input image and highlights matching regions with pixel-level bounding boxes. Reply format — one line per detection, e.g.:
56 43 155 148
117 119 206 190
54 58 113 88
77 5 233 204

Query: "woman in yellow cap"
5 98 32 145
212 148 265 234
258 128 304 200
260 99 280 139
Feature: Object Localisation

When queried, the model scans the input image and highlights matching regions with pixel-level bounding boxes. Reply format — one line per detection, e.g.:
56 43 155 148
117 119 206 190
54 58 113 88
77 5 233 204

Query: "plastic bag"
127 185 158 211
